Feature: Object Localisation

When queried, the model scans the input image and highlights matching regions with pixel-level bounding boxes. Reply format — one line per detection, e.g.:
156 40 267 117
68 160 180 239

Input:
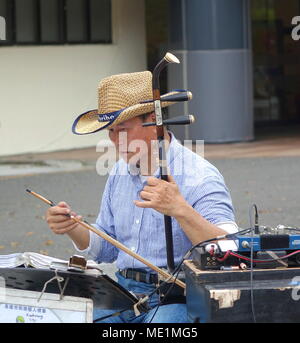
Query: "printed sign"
0 303 87 323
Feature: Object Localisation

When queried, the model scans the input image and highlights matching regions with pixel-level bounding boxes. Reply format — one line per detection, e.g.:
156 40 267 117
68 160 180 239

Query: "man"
46 71 238 323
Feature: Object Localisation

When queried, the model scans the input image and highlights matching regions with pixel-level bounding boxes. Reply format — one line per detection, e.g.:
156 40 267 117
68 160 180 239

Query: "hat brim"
72 90 185 135
72 109 115 135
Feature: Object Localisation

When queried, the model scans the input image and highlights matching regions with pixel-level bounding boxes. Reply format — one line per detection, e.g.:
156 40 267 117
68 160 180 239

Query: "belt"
119 268 159 284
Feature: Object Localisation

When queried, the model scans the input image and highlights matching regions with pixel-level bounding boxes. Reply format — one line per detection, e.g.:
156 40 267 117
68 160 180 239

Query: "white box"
0 288 93 323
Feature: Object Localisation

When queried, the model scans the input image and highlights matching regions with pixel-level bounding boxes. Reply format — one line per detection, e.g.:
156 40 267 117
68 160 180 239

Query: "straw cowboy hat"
72 70 189 135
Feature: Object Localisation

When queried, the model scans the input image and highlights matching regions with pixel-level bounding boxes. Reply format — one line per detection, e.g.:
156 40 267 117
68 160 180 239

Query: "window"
40 0 64 43
15 0 39 43
0 0 112 46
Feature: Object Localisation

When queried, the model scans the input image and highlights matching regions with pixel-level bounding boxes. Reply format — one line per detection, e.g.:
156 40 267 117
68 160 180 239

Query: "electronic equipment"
183 261 300 323
192 225 300 270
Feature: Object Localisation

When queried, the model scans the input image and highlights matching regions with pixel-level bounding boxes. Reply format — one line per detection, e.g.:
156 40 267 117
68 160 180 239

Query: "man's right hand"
46 201 82 235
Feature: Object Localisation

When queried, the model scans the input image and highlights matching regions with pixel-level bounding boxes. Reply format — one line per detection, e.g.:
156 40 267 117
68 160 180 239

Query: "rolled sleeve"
192 176 236 225
72 228 102 260
216 221 239 234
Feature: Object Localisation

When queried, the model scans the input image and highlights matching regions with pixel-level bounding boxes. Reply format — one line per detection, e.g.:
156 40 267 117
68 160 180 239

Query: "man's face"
107 113 157 164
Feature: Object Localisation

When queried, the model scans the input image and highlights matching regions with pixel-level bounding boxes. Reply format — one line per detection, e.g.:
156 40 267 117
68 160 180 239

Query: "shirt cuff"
216 221 239 234
72 239 90 255
71 229 102 261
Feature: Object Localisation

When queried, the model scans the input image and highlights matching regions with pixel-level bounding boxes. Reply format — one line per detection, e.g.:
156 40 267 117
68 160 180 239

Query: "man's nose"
111 132 128 151
117 132 128 145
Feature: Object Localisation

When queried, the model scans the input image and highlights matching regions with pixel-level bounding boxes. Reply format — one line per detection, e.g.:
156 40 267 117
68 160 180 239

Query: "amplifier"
193 225 300 271
237 234 300 252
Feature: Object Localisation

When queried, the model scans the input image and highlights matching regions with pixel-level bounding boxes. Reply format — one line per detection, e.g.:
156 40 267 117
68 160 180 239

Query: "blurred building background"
0 0 299 156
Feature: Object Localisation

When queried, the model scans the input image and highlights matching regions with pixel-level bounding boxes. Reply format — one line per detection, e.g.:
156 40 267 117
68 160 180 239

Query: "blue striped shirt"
76 132 237 270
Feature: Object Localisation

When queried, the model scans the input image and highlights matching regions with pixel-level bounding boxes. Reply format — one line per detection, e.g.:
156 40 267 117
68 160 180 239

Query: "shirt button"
131 247 135 252
135 219 140 224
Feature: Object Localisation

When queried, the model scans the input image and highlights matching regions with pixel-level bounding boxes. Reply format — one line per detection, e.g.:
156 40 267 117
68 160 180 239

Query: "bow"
26 189 186 289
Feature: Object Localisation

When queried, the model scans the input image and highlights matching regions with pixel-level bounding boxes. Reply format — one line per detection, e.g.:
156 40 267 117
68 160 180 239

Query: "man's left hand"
134 175 187 217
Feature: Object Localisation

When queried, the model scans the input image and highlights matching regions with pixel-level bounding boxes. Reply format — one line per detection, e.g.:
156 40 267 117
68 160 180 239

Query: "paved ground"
0 126 300 278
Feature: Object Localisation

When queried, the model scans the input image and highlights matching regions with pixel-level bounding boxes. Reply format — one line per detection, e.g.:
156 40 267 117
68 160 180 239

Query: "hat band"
98 110 122 123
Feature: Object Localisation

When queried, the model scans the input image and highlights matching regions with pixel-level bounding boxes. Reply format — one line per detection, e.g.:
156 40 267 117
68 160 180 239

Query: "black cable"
135 234 228 308
249 204 258 323
250 227 256 323
138 262 184 308
94 265 183 323
145 230 238 322
283 227 300 232
146 226 253 303
146 226 254 322
228 249 300 263
93 308 129 323
181 226 253 263
93 226 256 323
93 288 160 323
148 266 182 323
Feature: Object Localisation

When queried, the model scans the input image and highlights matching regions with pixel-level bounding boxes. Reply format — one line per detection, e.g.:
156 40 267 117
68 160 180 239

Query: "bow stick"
26 189 186 289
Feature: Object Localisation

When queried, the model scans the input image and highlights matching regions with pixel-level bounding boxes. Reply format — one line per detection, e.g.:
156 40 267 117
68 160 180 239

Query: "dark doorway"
251 0 300 127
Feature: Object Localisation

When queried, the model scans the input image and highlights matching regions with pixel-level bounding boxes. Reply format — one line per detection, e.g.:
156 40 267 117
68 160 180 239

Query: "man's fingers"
53 222 79 234
49 215 73 225
71 215 83 222
143 185 156 193
50 215 83 233
45 200 83 235
147 176 176 187
49 212 82 224
140 191 154 201
70 211 80 218
146 177 160 186
167 174 176 183
48 206 70 216
51 218 74 228
57 201 70 208
134 200 153 208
